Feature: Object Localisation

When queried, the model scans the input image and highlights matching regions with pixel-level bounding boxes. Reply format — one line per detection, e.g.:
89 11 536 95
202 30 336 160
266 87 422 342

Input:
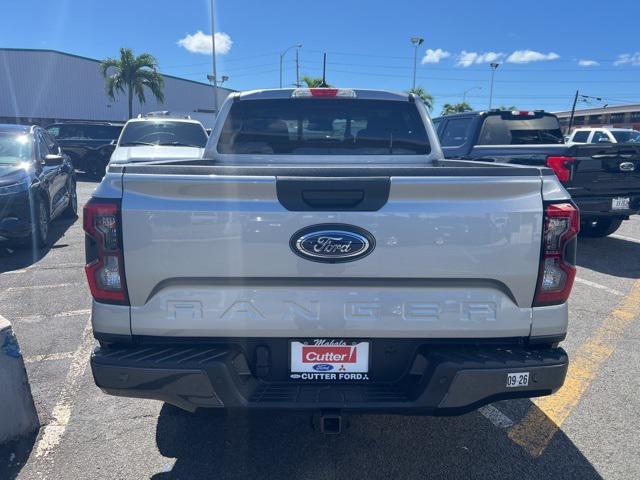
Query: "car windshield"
611 130 640 143
216 99 431 155
0 132 33 164
118 121 207 147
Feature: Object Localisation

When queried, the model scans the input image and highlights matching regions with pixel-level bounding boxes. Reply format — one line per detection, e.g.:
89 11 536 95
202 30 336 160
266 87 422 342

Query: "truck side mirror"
43 154 64 166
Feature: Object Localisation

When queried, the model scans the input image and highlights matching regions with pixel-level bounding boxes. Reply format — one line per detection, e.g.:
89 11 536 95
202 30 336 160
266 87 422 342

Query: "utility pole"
295 48 300 88
209 0 219 116
568 90 579 134
279 44 302 88
410 36 424 91
488 62 500 109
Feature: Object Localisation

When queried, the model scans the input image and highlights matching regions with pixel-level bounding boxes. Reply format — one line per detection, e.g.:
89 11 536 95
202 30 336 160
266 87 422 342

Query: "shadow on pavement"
0 216 78 273
577 236 640 279
0 431 38 480
152 403 601 480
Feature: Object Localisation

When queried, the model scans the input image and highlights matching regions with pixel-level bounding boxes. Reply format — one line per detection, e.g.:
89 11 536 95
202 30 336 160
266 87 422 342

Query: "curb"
0 315 40 444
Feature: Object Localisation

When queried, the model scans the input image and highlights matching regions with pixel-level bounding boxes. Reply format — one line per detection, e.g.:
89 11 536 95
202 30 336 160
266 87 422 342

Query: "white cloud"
578 59 599 67
456 51 504 67
421 48 450 64
177 30 232 55
614 52 640 66
506 50 559 64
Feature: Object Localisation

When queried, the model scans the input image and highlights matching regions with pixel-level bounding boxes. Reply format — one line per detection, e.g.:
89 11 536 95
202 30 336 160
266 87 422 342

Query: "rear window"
119 121 207 147
216 99 430 155
571 131 589 143
477 114 564 145
611 130 640 143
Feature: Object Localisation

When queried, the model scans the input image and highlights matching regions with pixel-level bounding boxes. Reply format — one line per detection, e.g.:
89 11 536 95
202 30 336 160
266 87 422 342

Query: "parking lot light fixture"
489 62 500 109
410 36 424 90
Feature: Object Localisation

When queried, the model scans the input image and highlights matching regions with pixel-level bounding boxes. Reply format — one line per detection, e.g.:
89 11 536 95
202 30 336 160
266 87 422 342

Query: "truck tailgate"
568 144 640 194
121 170 543 338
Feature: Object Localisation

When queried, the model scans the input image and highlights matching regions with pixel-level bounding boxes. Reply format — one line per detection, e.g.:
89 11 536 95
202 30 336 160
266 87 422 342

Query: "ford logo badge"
291 224 375 263
619 162 636 172
313 364 334 372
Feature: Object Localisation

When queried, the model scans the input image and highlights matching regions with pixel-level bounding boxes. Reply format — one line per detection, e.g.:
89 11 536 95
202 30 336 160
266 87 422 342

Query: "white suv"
568 127 640 145
110 114 208 164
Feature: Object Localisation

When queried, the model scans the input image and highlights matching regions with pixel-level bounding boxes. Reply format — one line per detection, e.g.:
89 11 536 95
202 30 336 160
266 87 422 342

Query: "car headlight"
0 181 30 195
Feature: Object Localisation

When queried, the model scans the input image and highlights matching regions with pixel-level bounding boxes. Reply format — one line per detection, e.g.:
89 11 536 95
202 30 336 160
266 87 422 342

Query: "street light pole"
488 62 500 109
209 0 219 116
463 86 482 104
295 48 300 88
410 37 424 90
568 90 579 134
279 44 302 88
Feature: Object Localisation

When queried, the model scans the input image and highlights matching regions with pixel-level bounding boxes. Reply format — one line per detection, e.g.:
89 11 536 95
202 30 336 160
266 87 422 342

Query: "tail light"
291 88 356 98
83 199 128 305
546 156 575 182
534 203 580 306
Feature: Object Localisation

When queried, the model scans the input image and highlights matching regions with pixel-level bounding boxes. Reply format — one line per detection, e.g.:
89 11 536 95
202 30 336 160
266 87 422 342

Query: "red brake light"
534 203 580 306
546 156 575 183
291 88 356 98
83 200 128 305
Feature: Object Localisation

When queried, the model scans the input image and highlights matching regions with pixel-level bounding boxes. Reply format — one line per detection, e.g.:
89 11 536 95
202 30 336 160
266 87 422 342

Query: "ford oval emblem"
313 364 334 372
619 162 636 172
291 224 375 263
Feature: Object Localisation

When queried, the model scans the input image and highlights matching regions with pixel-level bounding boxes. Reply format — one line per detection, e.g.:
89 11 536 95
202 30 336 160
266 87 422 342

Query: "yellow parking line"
508 278 640 457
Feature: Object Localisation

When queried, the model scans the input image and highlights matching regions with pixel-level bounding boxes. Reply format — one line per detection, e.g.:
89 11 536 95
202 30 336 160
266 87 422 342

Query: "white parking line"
19 309 91 324
0 269 28 275
24 351 75 364
6 283 80 292
479 405 514 429
610 233 640 244
574 277 624 297
35 320 94 458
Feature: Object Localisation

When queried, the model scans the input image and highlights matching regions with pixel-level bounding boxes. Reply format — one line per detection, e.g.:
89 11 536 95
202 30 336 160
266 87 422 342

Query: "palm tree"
440 102 473 116
407 87 434 112
100 48 165 118
300 75 332 88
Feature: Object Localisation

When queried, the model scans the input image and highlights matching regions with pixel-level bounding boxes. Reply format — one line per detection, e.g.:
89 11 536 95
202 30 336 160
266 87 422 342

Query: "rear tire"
16 196 49 249
62 180 78 218
580 217 623 238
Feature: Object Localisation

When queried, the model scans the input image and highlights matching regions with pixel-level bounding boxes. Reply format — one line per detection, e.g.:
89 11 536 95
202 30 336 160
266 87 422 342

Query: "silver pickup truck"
85 88 578 430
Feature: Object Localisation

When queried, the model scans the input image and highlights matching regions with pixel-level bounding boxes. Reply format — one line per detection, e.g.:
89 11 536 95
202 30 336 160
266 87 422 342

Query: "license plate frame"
289 339 370 381
612 197 631 210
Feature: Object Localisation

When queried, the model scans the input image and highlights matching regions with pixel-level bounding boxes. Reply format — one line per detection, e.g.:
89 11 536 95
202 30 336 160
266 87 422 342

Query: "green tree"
300 75 332 88
407 86 434 112
100 48 165 119
440 102 473 116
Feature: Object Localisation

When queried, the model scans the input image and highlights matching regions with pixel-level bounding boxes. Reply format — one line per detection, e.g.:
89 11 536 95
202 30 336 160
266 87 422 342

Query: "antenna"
320 53 328 87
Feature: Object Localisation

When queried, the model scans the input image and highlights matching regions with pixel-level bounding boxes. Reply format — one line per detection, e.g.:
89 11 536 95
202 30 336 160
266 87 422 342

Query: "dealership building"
0 48 232 129
555 104 640 132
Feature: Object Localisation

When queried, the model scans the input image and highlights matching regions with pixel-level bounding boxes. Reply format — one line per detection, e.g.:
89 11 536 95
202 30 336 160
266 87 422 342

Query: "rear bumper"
573 193 640 218
91 342 568 414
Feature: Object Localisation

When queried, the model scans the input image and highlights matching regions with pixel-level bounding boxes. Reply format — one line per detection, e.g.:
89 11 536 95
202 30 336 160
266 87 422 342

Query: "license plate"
506 372 529 388
612 197 630 210
290 340 370 381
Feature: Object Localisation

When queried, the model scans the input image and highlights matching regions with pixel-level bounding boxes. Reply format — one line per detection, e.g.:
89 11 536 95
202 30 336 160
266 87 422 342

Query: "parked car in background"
433 110 640 237
45 121 123 178
87 88 575 425
567 128 640 145
109 112 208 164
0 124 77 247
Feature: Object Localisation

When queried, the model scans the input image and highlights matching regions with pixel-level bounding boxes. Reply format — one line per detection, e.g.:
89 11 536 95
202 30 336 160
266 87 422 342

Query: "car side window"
36 134 49 160
571 131 589 143
43 133 59 154
439 118 472 147
591 131 609 144
46 126 60 138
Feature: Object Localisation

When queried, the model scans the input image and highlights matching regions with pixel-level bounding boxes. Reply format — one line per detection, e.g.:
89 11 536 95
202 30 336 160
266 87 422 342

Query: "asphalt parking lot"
0 178 639 480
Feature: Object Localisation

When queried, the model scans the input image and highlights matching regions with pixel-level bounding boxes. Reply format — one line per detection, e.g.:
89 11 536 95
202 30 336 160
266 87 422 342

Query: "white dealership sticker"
290 340 369 380
506 372 529 388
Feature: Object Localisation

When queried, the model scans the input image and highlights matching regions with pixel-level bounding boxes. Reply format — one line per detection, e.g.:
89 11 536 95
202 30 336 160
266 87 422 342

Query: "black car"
45 121 124 177
433 110 640 237
0 124 77 247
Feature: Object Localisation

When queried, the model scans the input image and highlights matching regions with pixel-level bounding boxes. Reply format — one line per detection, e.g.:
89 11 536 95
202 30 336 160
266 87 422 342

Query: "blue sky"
3 0 640 114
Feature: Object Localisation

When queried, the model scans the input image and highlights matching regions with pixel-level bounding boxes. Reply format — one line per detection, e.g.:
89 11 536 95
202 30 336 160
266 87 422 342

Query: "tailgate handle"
302 190 364 208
